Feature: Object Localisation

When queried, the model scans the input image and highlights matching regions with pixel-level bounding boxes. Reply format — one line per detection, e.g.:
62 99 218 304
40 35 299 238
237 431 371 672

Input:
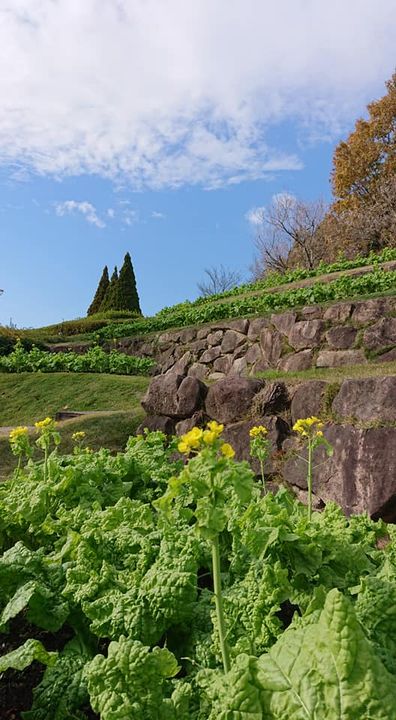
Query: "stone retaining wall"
139 372 396 522
112 296 396 377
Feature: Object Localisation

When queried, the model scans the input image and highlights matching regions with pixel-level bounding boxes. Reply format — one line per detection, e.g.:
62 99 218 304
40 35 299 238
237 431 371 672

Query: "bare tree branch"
197 265 243 297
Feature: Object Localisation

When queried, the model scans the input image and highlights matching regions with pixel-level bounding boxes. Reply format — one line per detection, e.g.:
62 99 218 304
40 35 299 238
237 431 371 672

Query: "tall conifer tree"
101 266 119 311
117 252 142 314
87 265 109 316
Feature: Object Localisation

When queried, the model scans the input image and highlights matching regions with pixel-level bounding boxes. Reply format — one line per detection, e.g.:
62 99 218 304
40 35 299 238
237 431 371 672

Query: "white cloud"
122 208 139 226
245 206 265 227
107 208 115 218
55 200 105 228
151 211 165 219
0 1 395 188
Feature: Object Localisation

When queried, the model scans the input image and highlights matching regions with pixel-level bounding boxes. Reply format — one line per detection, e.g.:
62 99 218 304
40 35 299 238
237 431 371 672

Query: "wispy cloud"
107 208 115 218
245 207 265 227
151 210 165 219
55 200 105 228
122 208 139 226
0 1 395 188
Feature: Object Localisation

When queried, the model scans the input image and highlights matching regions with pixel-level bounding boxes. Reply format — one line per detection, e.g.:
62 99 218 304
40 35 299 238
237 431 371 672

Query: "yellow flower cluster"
249 425 268 438
34 417 56 431
293 416 324 438
71 431 86 442
177 420 235 457
220 443 235 458
9 426 29 441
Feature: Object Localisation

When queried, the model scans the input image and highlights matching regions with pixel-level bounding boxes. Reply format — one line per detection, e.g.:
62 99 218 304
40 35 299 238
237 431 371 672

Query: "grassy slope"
257 360 396 384
0 372 149 426
0 372 150 478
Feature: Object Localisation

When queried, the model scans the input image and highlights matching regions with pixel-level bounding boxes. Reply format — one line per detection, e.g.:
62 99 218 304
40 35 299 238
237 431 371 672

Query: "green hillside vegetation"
0 373 149 426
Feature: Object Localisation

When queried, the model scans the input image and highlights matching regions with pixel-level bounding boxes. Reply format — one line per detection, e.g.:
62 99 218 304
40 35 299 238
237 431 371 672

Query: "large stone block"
142 372 207 418
288 320 325 350
363 317 396 352
188 362 209 381
260 328 282 366
222 415 290 474
316 349 366 368
207 330 223 346
248 317 270 341
332 376 396 422
323 302 353 323
271 312 297 336
221 330 247 354
205 376 262 424
277 350 313 372
252 382 290 416
325 326 357 350
137 415 176 436
200 346 222 364
283 424 396 520
352 298 392 324
290 381 328 425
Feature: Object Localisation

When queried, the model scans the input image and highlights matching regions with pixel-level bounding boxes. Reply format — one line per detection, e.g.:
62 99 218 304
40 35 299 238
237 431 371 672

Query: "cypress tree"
117 252 142 314
87 265 109 316
101 266 120 311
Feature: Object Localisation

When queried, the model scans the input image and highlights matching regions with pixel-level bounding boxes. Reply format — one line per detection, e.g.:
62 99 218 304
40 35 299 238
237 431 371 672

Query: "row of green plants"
99 266 396 339
174 245 396 309
0 418 395 718
0 341 155 376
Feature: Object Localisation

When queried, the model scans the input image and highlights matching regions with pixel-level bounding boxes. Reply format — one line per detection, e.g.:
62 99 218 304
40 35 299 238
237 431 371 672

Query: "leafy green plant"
0 340 155 375
0 425 395 718
98 267 396 340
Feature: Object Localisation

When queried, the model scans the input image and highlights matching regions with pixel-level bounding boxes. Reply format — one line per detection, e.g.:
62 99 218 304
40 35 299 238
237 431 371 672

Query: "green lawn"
256 359 396 385
0 372 149 426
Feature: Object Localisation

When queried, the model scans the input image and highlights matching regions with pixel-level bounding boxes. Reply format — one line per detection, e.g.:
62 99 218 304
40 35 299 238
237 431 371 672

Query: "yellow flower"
35 417 55 431
71 431 86 442
203 430 217 445
249 425 268 438
9 426 29 441
206 420 224 437
178 440 190 455
293 416 324 437
184 427 203 449
220 443 235 459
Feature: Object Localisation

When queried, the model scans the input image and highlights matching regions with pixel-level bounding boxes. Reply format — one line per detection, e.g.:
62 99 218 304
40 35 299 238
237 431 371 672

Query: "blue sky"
0 0 395 328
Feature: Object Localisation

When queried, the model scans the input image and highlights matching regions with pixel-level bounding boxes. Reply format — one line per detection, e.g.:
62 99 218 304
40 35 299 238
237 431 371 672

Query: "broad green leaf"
0 638 57 673
256 589 396 719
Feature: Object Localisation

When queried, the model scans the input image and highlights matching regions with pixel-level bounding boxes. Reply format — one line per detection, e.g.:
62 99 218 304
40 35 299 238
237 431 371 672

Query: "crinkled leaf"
0 638 57 673
84 637 183 720
256 589 396 719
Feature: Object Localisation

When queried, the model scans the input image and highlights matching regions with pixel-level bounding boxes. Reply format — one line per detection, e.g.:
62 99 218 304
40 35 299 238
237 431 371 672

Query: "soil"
0 615 99 719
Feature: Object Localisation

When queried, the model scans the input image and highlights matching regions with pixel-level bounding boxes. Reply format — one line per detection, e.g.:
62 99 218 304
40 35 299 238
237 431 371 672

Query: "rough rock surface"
283 425 396 519
326 326 357 350
260 329 282 366
316 350 366 368
277 350 313 372
222 415 290 473
205 376 262 424
137 415 176 435
363 317 396 352
142 372 206 418
332 376 396 422
252 382 290 416
290 381 328 425
288 320 324 350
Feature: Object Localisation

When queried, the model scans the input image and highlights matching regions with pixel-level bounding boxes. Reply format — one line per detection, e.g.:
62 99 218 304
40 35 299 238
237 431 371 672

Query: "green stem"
211 535 231 674
307 440 313 522
16 455 21 475
259 459 266 491
44 447 48 482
